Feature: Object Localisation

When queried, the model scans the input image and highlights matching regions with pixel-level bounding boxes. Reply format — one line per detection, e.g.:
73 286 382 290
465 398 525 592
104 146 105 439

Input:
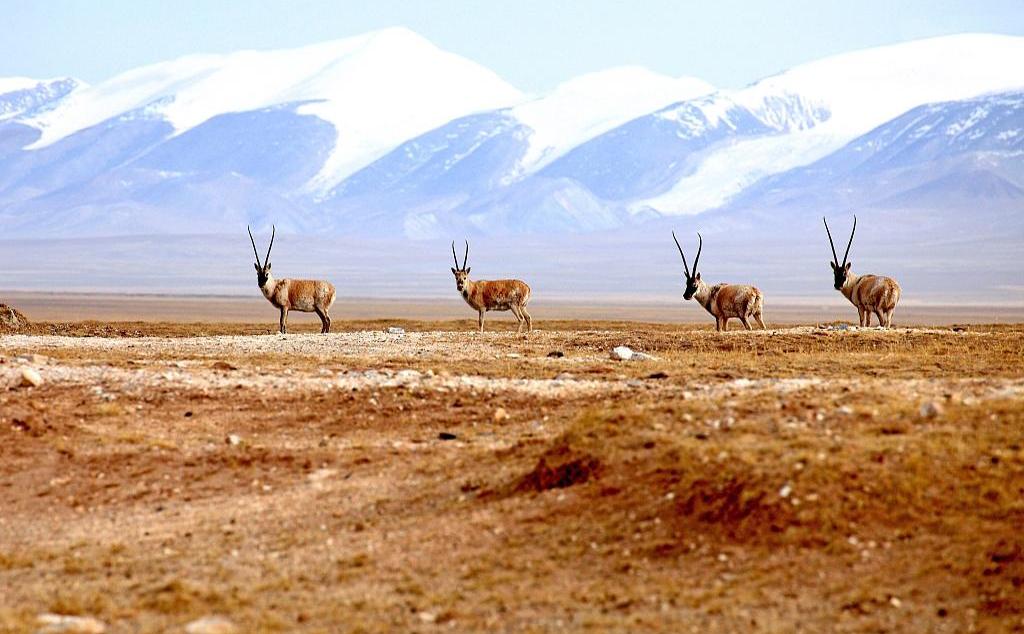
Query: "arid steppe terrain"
1 300 1023 632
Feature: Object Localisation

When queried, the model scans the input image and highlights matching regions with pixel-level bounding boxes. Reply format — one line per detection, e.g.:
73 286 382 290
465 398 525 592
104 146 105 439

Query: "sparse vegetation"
0 321 1022 632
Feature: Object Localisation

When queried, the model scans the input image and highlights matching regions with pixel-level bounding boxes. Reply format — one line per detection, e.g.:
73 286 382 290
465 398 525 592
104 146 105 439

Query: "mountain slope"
18 28 523 190
635 33 1024 215
727 90 1024 212
1 32 1023 240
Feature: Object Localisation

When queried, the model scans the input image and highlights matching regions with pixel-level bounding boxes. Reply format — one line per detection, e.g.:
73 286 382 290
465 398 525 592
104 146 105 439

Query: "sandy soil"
1 321 1022 633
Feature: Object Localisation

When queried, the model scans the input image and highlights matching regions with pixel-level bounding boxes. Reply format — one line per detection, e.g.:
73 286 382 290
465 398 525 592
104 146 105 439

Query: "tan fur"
691 278 767 332
454 272 532 333
840 271 901 327
260 275 336 334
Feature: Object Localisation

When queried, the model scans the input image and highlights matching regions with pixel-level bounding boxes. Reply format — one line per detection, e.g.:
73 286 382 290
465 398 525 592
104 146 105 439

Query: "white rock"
417 612 437 624
185 616 238 634
779 484 792 498
226 434 242 446
610 346 634 361
36 614 107 633
387 327 406 335
20 367 43 387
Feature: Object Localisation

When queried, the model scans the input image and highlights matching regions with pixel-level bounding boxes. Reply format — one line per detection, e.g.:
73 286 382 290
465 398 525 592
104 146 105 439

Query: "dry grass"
0 321 1022 632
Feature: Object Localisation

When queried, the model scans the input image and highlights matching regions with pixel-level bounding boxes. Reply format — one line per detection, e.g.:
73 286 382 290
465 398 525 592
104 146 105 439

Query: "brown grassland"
0 316 1022 632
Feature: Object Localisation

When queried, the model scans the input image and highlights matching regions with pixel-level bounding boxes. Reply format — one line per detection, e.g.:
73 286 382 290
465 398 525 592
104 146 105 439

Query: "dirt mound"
671 474 794 539
515 443 602 492
0 304 29 332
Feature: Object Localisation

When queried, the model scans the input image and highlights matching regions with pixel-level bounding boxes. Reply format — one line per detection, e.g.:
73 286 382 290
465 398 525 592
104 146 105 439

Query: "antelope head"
672 231 703 301
450 240 471 292
823 215 855 290
248 224 276 289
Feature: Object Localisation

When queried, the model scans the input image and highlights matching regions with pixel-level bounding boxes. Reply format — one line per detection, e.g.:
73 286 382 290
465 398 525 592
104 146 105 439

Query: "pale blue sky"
4 0 1023 92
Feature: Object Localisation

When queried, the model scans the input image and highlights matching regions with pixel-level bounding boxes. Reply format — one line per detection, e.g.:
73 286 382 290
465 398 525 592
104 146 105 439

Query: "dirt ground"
1 319 1022 633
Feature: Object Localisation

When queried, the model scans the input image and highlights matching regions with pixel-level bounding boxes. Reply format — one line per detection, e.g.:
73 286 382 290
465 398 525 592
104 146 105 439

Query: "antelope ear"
266 262 271 271
254 263 260 272
465 267 470 275
829 261 836 270
451 267 457 274
694 272 701 280
844 262 851 272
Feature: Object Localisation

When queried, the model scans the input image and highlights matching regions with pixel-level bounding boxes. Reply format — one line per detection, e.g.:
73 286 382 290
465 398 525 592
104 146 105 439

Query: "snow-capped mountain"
17 28 523 190
631 33 1024 215
1 31 1023 241
727 90 1024 213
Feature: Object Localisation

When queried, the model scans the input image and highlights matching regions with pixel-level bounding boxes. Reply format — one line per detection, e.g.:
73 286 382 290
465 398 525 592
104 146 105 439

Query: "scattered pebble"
610 346 634 361
779 484 792 498
211 361 237 371
387 327 405 335
919 401 944 418
438 432 457 440
20 367 43 388
493 408 509 422
185 615 238 634
547 350 565 358
36 614 106 633
226 434 242 446
890 596 902 609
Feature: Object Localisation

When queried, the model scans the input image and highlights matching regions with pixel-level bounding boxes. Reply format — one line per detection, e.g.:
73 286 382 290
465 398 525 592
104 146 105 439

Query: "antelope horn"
462 240 469 270
263 224 276 266
842 214 856 266
247 225 261 264
451 241 459 269
692 232 703 274
823 217 839 265
672 230 690 277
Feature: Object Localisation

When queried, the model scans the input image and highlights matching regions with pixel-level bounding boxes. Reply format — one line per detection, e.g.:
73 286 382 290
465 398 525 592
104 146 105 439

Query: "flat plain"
1 307 1022 632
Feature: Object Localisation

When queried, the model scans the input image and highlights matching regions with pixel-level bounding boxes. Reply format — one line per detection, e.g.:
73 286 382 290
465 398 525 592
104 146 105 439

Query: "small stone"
417 612 437 624
20 367 43 388
226 434 242 446
889 596 902 608
493 408 509 423
438 432 457 440
610 346 634 361
779 484 792 498
837 405 854 416
647 371 669 379
387 327 405 335
212 361 237 371
547 350 565 358
919 401 944 418
36 614 107 633
184 616 238 634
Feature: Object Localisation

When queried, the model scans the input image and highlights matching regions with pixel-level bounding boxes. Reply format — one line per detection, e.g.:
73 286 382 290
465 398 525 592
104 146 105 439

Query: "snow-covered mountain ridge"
1 30 1022 239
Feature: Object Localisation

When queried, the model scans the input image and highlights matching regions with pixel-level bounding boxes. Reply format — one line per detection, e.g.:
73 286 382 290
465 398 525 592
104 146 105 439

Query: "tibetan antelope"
823 215 901 328
672 231 766 331
248 225 336 334
450 240 532 333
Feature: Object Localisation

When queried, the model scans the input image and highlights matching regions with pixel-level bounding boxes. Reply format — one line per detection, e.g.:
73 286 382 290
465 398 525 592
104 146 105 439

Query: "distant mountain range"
1 29 1022 241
